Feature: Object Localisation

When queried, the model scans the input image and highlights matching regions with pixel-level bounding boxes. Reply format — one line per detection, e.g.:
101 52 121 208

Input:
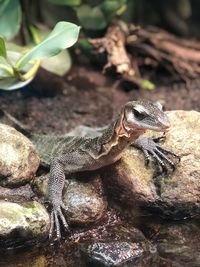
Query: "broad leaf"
6 42 25 53
76 5 107 30
16 21 80 70
0 77 34 90
0 51 36 90
0 0 22 40
41 50 71 76
48 0 81 6
0 37 7 58
0 56 13 77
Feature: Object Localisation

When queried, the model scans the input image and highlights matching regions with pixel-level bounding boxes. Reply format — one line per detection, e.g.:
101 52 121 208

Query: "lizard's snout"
158 116 171 131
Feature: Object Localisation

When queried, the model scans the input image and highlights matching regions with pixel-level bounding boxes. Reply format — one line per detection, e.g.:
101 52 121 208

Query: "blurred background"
0 0 199 133
0 2 200 267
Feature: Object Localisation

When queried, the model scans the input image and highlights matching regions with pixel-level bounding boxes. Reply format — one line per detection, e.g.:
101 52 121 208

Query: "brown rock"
0 124 40 186
156 221 200 267
0 200 49 243
103 110 200 218
33 174 108 225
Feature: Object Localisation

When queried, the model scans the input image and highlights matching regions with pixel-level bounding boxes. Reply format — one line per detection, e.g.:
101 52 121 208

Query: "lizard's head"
122 100 170 132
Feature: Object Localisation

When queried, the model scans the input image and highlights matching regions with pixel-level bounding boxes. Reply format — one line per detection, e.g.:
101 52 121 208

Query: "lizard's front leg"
132 135 180 176
48 156 69 239
48 152 94 240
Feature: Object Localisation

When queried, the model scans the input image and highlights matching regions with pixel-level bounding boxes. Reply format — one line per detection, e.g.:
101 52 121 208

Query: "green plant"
1 0 154 91
0 0 128 90
0 21 80 90
0 0 81 90
48 0 128 30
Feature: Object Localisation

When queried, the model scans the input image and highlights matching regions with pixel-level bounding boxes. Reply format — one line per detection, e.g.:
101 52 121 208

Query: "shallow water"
0 216 200 267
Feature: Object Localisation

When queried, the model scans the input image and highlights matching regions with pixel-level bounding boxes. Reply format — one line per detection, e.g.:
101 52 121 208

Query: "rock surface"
0 200 49 245
0 251 47 267
103 110 200 218
156 221 200 267
0 124 40 186
33 173 107 225
79 224 158 267
0 184 34 201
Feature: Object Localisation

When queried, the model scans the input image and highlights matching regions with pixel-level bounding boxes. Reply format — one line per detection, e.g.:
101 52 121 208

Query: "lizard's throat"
99 118 146 158
119 121 146 142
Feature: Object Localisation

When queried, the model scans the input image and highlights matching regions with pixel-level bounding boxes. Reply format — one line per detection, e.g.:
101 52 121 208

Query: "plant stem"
19 60 40 81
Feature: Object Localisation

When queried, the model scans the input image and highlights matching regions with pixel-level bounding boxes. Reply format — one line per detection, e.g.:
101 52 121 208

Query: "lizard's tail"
0 109 31 137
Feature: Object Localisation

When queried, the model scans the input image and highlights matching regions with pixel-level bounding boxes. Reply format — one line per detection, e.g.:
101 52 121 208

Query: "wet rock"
0 251 47 267
0 200 49 245
0 184 34 201
79 224 159 267
0 124 40 186
158 257 182 267
156 221 200 267
33 174 107 224
103 111 200 219
64 177 107 224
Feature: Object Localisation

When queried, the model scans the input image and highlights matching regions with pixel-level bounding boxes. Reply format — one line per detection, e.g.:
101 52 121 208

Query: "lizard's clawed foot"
49 202 69 240
133 136 180 176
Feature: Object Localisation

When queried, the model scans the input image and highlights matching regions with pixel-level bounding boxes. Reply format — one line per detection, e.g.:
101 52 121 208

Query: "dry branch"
89 22 200 85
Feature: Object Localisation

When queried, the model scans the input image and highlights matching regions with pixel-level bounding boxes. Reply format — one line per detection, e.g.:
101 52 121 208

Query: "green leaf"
101 0 127 20
0 56 13 77
0 36 7 58
76 5 107 30
48 0 81 6
16 21 80 70
0 0 22 40
0 77 34 90
29 26 42 45
0 51 37 90
6 42 25 53
41 50 71 76
140 79 155 90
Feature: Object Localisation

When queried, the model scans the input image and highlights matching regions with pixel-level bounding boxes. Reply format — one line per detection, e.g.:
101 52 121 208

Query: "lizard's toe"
157 146 181 162
49 203 69 240
155 148 176 171
54 209 61 240
49 211 55 239
152 135 166 143
58 205 69 230
134 136 180 176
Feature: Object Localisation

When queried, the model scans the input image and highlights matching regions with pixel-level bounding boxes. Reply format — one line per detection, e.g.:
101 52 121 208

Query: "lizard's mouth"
145 123 170 132
162 122 171 132
163 126 170 132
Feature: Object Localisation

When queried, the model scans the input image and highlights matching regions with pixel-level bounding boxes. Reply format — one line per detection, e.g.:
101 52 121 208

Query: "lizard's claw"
133 136 180 177
49 202 69 240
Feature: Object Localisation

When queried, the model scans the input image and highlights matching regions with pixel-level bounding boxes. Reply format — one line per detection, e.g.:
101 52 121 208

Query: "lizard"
0 100 179 240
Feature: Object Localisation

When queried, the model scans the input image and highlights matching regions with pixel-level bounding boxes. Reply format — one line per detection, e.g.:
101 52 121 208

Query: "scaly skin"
29 100 179 239
0 100 180 239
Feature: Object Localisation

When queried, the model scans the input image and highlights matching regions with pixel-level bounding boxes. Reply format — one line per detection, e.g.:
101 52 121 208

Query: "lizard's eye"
133 109 146 120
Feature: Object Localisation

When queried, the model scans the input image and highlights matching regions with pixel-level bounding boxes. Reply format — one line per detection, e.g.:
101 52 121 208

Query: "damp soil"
0 64 199 267
0 66 199 135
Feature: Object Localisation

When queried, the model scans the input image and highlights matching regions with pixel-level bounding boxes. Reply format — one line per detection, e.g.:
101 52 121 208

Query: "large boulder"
32 173 108 225
0 200 49 246
0 124 40 186
103 111 200 219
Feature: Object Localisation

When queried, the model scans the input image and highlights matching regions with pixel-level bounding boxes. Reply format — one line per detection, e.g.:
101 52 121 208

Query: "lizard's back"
31 133 89 167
